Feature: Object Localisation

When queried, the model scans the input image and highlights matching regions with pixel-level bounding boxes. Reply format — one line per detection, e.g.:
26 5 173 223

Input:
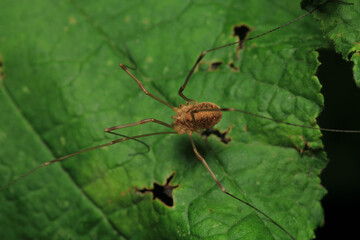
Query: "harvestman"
1 2 359 240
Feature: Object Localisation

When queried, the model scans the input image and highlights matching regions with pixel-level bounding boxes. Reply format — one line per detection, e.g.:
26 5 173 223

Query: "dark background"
315 50 360 239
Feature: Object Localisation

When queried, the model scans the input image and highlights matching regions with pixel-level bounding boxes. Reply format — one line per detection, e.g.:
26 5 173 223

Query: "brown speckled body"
172 102 222 135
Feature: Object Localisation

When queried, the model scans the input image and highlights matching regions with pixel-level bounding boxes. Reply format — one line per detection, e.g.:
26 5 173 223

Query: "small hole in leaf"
136 173 179 207
201 126 233 144
209 61 223 71
228 61 239 71
233 24 251 49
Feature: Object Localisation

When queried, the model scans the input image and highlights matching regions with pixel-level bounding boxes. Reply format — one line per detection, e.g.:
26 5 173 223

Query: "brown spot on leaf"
243 125 248 132
69 16 76 24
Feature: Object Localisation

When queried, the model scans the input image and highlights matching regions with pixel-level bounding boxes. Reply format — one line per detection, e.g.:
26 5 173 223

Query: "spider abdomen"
172 102 222 135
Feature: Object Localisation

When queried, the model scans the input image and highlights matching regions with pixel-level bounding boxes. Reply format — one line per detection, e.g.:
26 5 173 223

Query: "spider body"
172 102 222 135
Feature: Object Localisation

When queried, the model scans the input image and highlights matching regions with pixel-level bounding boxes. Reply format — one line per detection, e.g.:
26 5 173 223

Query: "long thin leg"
191 108 360 133
104 118 174 154
104 118 173 132
177 1 341 102
105 131 150 154
0 131 177 191
119 64 177 111
178 51 207 102
189 135 296 240
189 134 225 191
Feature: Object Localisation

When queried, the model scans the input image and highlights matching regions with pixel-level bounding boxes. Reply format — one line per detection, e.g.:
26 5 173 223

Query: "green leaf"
0 0 357 239
301 0 360 86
